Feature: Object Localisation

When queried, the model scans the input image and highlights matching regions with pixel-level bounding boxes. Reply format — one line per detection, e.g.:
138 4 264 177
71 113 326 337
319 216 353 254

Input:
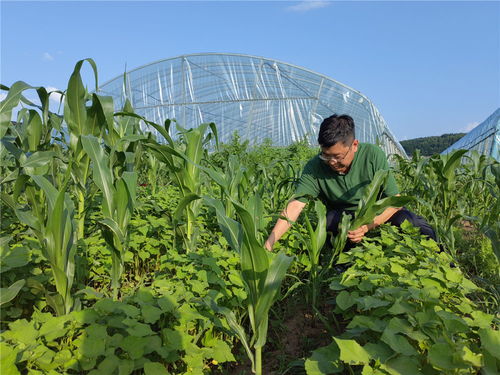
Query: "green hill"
400 133 466 156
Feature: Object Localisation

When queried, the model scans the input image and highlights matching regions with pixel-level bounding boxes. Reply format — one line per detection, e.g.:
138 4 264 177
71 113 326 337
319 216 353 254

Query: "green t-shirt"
293 143 399 210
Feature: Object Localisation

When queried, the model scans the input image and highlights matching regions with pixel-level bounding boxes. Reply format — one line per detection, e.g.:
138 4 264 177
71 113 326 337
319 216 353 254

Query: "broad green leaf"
435 310 468 334
118 359 134 375
334 337 370 365
96 354 120 374
461 346 482 367
39 315 71 341
0 279 25 305
1 246 29 272
469 310 494 328
445 268 462 283
119 336 147 360
4 319 39 346
428 343 456 370
381 329 417 356
357 295 391 310
347 316 386 332
144 362 169 375
210 340 236 363
482 352 500 375
336 290 355 310
125 322 154 337
390 262 405 275
305 342 343 374
363 342 393 362
0 343 21 375
479 328 500 360
141 304 163 324
383 355 422 375
162 328 184 351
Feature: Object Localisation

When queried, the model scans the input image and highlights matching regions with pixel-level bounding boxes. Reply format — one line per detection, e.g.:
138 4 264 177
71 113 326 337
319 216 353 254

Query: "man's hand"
264 240 273 252
347 225 369 243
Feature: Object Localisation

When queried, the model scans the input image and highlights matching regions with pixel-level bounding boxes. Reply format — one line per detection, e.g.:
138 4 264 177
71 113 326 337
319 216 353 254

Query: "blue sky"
1 1 499 140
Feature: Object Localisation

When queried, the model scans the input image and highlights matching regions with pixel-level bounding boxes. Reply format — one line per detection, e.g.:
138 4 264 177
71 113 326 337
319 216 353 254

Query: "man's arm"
264 199 306 251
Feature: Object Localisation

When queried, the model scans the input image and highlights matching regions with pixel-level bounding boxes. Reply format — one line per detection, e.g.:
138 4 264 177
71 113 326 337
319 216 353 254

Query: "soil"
220 300 338 375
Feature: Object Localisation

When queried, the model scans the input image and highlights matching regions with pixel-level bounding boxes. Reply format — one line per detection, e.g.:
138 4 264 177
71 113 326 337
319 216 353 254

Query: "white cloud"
42 52 54 61
46 87 64 103
286 1 330 12
0 92 7 101
463 121 479 132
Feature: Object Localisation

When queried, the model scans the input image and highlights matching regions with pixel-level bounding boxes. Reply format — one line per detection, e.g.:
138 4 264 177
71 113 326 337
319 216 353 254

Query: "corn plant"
63 58 111 241
1 82 78 315
465 162 500 263
1 171 76 315
177 191 292 374
410 150 467 256
143 119 218 249
81 135 138 300
215 199 292 374
300 200 327 310
324 170 412 272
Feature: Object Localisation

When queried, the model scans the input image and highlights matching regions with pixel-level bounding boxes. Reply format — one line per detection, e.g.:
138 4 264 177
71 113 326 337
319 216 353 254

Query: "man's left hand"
347 225 369 243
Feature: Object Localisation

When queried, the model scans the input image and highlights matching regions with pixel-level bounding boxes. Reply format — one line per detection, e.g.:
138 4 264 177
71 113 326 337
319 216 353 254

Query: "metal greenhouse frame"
442 108 500 161
99 53 407 157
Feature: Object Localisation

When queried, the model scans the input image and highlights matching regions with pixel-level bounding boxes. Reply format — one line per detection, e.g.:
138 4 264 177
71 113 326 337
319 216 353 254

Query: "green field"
1 60 499 375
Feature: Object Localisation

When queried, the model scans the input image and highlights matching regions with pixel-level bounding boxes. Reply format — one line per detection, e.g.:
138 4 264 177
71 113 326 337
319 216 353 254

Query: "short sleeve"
292 159 321 203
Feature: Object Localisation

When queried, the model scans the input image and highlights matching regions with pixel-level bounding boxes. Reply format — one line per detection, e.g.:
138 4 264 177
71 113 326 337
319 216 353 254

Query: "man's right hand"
264 199 306 253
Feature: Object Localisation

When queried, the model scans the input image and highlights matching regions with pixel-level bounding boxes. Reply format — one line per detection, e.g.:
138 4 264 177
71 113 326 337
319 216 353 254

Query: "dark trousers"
326 207 437 241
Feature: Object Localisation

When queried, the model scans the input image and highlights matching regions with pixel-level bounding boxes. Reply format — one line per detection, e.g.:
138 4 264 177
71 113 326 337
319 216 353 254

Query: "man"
264 114 436 251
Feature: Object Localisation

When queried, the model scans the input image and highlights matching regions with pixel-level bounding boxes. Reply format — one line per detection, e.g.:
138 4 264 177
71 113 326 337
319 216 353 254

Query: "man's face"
320 139 359 174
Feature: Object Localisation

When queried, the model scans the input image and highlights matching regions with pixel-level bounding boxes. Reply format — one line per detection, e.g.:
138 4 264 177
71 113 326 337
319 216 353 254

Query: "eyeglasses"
318 142 353 163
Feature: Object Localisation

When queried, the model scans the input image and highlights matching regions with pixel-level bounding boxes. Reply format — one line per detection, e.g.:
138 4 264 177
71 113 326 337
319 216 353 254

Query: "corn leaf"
205 298 254 370
203 196 243 253
0 81 33 137
26 110 42 151
254 251 293 347
81 135 115 217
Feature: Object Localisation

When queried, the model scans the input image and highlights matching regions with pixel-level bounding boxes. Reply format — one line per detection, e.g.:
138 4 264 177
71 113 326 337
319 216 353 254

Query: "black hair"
317 114 355 147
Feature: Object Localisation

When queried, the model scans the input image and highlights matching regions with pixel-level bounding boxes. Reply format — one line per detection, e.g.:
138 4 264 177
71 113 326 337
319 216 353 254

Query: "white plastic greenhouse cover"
99 53 407 157
442 108 500 161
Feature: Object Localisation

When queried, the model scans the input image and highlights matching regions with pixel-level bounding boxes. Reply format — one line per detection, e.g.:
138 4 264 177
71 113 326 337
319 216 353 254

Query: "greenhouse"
442 108 500 160
99 53 407 157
